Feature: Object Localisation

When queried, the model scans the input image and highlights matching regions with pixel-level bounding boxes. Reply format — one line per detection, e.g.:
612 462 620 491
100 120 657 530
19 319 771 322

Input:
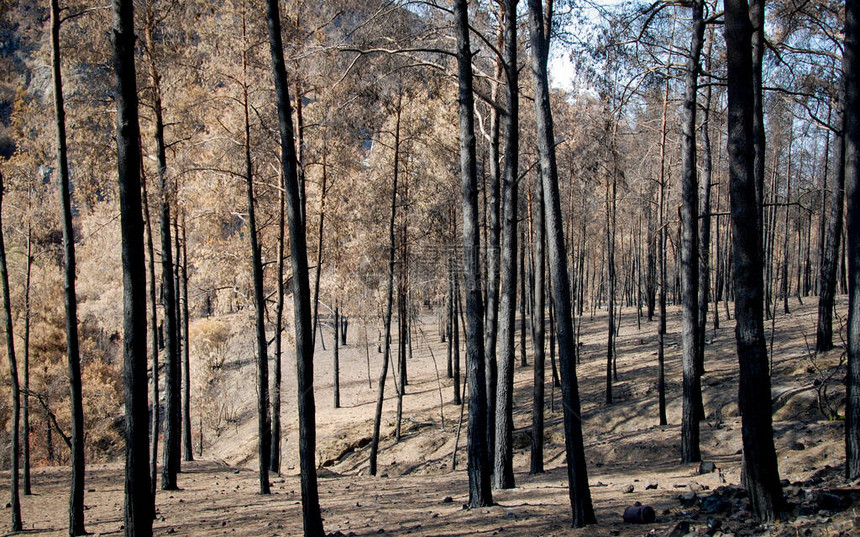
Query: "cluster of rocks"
625 476 860 537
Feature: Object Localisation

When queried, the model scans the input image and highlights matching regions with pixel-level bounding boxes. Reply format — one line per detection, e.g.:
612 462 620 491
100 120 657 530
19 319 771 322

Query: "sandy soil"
5 296 859 536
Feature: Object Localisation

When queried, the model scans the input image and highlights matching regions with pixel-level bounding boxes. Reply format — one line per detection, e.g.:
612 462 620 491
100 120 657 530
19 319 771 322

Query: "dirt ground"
5 296 859 536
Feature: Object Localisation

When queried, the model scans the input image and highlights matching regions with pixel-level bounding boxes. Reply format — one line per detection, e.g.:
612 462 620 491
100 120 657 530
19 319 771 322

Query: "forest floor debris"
3 297 854 536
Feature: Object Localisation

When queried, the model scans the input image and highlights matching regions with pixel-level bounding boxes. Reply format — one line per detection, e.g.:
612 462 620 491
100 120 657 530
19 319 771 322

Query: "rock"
816 492 848 511
665 521 691 537
791 442 805 451
376 530 386 534
699 462 717 474
783 486 803 499
646 482 659 490
797 504 817 516
689 482 705 493
729 510 751 522
679 492 698 507
442 496 453 503
623 484 635 494
701 495 730 514
706 516 723 532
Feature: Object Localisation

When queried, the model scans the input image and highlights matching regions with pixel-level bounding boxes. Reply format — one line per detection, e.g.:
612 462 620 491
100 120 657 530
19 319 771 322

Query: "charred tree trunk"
265 0 324 531
180 220 192 463
140 135 161 510
454 0 493 507
311 146 328 348
453 259 462 406
750 0 765 236
520 230 528 368
495 0 519 490
657 72 669 427
817 116 846 353
680 0 704 464
172 216 182 473
369 95 400 477
270 183 286 474
605 172 616 404
485 6 504 470
111 0 154 530
646 197 656 321
0 171 22 532
844 0 860 481
447 270 453 379
724 0 786 520
530 165 545 478
22 223 31 496
141 136 159 515
334 301 340 409
243 45 271 493
698 38 714 393
143 18 180 492
50 3 87 531
527 0 596 526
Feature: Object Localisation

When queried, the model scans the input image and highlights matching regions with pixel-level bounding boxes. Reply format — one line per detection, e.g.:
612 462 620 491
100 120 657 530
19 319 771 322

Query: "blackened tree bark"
484 5 503 473
49 2 87 531
334 301 340 409
844 0 860 481
646 200 656 321
0 170 22 532
527 0 596 526
141 158 159 514
180 220 192 463
657 72 669 427
446 267 453 379
270 183 285 474
369 100 399 475
242 36 271 492
453 258 462 406
816 115 845 354
680 0 704 464
143 16 180 492
496 0 519 490
22 224 31 496
724 0 785 520
698 39 714 393
750 0 765 235
454 0 493 508
112 0 154 531
605 171 616 404
311 146 327 348
520 230 527 368
172 219 182 469
265 0 324 532
530 170 545 477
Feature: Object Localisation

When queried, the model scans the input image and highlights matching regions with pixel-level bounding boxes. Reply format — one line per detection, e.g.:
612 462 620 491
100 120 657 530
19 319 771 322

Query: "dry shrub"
190 318 238 445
